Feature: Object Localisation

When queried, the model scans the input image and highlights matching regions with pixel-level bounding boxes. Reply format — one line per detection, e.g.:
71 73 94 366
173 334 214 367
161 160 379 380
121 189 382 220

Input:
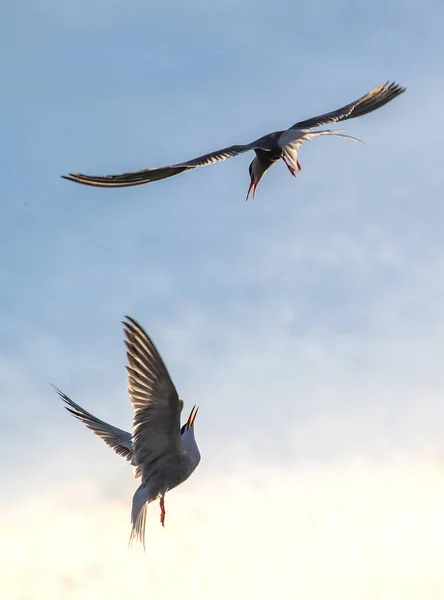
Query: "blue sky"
2 1 444 597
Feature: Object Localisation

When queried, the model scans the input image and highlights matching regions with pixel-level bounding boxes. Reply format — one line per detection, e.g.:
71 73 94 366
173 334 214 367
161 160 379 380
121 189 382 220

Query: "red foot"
160 497 166 527
282 157 296 177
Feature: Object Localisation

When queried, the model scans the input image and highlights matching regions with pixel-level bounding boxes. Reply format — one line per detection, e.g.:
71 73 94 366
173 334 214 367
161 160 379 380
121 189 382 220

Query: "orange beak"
186 405 199 429
246 178 258 201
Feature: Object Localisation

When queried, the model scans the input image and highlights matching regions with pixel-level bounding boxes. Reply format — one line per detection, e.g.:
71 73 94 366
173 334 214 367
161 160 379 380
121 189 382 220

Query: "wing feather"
290 81 406 130
55 387 133 462
61 144 254 188
122 317 183 468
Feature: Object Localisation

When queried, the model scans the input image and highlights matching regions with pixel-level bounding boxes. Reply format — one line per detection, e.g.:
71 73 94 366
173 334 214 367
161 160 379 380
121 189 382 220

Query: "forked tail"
307 129 365 145
129 485 149 549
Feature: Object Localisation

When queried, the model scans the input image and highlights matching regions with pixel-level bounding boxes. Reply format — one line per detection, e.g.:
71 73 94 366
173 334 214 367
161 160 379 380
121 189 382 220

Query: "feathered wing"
123 316 184 468
61 143 256 188
55 387 133 462
290 81 406 130
123 316 187 546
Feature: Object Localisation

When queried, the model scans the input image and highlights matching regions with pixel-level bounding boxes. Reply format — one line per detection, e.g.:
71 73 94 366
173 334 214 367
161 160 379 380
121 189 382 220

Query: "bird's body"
62 81 406 199
55 317 200 546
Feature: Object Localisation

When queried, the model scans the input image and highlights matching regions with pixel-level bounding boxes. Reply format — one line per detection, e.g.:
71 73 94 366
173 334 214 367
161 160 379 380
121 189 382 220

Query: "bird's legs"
282 156 302 176
159 496 166 527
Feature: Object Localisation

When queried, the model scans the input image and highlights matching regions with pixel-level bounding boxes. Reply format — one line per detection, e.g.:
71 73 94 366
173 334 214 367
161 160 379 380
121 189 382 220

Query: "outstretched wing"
123 316 184 468
55 387 133 462
290 81 406 130
61 143 255 188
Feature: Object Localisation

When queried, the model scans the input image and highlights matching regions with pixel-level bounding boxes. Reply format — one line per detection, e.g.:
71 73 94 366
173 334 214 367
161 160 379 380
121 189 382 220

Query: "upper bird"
55 316 201 547
62 81 405 200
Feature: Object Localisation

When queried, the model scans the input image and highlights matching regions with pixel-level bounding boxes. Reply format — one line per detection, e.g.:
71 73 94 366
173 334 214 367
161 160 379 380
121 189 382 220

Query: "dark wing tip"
361 80 406 105
61 173 101 185
290 80 406 131
122 316 156 348
122 316 144 346
60 171 136 188
60 172 122 188
380 80 407 97
52 384 68 402
122 315 142 332
122 316 155 361
385 80 406 92
52 385 84 418
365 80 406 110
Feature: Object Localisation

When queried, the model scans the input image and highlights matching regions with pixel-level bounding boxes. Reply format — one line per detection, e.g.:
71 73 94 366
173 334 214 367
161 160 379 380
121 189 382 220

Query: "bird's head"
181 405 201 467
247 157 266 201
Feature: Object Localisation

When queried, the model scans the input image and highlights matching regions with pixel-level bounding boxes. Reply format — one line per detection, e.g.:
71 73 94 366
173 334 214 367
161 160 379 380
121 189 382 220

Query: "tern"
62 81 405 199
55 316 201 547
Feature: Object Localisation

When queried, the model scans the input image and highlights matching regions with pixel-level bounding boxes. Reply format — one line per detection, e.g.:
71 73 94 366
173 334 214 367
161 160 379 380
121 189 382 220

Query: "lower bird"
55 316 201 547
62 81 405 199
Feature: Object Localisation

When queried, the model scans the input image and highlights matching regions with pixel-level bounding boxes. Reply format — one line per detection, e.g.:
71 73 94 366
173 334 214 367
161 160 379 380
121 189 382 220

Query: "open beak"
246 178 258 201
186 405 199 429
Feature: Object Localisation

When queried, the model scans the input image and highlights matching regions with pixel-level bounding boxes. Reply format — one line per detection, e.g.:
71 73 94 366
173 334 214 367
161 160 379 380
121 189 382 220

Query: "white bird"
62 81 405 200
55 316 201 547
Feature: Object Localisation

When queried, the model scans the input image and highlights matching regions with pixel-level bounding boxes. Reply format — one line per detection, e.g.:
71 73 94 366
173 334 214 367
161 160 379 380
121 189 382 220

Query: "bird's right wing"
61 143 255 188
123 317 184 468
289 81 406 130
55 388 133 462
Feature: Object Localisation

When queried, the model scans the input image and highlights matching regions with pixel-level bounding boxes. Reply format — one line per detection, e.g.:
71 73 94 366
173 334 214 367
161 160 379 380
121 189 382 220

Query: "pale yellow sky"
3 455 444 599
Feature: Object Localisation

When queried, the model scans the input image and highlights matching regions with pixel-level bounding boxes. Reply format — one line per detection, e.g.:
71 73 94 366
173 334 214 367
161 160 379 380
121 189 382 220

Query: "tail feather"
129 504 148 549
129 485 149 549
306 129 365 145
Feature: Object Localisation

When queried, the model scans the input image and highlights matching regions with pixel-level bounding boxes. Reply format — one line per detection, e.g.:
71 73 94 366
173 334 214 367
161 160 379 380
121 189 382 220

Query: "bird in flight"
62 81 405 200
55 316 201 547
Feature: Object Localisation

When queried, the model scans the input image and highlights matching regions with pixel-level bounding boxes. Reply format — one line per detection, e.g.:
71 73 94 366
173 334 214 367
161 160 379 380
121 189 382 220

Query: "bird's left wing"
61 143 255 188
123 317 185 468
289 81 406 130
55 388 134 462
